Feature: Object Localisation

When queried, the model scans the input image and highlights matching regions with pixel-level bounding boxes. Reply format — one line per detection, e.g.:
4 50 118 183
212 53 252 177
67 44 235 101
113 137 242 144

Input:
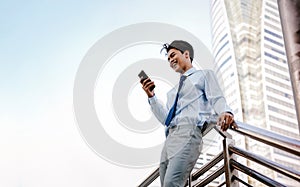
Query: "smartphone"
138 70 155 91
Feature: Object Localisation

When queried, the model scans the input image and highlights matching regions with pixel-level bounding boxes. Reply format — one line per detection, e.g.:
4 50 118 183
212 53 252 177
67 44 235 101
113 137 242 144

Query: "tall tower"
210 0 300 186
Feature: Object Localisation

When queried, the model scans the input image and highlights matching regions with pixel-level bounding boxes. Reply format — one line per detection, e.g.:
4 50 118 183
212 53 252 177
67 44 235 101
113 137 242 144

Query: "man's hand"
217 112 238 131
141 78 155 98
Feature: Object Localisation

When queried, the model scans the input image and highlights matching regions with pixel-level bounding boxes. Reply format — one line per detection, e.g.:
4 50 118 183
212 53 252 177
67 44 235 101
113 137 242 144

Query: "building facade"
210 0 300 186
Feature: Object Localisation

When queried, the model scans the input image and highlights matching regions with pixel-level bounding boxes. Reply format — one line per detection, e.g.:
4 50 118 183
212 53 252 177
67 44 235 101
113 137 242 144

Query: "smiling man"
141 40 236 186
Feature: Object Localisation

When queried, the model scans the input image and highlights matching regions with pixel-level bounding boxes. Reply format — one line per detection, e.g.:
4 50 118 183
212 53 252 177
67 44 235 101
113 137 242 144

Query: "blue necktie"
165 75 186 126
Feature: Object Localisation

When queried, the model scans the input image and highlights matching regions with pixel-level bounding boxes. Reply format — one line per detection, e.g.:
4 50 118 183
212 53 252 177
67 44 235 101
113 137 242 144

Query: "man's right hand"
141 78 155 98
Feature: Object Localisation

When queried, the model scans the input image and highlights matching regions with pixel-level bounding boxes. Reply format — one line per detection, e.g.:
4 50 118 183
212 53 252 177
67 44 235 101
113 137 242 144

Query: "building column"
278 0 300 132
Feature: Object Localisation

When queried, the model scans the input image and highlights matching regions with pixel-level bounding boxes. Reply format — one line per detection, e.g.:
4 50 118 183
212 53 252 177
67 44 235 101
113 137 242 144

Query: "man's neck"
180 65 193 75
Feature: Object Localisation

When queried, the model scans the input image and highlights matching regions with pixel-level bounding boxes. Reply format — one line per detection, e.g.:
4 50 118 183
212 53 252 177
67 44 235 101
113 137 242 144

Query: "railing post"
223 137 239 187
188 174 192 187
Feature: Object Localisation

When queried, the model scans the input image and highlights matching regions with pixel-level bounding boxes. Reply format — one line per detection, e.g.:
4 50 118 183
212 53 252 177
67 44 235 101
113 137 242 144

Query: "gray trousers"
159 124 203 187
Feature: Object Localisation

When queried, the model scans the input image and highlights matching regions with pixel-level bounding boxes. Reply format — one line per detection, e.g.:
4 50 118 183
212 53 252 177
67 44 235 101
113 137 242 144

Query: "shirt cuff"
148 95 157 105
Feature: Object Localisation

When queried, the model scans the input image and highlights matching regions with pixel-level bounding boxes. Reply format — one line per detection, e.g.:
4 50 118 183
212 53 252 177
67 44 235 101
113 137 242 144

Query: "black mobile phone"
138 70 155 91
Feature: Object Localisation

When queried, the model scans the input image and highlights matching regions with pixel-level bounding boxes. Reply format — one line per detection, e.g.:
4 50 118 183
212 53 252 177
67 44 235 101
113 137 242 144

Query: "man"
141 40 236 187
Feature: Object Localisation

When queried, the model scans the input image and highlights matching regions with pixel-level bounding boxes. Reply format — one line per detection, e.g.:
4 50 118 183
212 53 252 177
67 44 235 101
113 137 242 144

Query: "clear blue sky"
0 0 212 186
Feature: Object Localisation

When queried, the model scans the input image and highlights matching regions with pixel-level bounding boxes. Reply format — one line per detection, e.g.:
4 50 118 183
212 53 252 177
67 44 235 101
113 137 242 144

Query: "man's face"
167 48 190 74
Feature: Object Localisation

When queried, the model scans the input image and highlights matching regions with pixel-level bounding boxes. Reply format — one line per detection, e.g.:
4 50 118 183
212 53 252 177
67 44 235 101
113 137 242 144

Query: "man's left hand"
217 112 238 131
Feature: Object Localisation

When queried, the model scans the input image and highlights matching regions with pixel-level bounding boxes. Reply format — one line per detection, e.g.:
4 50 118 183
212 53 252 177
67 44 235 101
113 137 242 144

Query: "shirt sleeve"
148 95 168 125
204 70 233 115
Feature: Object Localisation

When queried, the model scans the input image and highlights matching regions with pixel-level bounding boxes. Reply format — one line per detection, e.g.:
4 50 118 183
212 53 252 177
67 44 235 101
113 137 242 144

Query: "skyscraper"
210 0 300 186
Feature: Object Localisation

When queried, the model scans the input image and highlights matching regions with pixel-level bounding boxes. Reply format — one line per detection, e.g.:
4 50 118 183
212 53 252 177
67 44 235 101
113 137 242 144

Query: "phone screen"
138 70 148 81
138 70 155 91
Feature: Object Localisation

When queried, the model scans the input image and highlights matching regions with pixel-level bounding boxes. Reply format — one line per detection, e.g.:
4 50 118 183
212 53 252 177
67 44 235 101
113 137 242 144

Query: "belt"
168 123 207 135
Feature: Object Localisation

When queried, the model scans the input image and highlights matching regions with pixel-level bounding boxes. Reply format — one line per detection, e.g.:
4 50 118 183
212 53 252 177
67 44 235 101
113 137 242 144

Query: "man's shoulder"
193 69 215 76
195 69 214 72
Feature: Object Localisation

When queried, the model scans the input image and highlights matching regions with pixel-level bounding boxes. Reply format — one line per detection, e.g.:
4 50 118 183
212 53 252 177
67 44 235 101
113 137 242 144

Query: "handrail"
229 145 300 182
193 165 225 187
137 120 300 186
137 168 159 187
232 121 300 156
192 151 223 180
230 159 286 187
216 181 226 187
231 176 252 187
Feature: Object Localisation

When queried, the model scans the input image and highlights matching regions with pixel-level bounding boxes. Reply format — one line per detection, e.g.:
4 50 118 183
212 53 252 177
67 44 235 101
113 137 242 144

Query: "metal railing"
137 120 300 187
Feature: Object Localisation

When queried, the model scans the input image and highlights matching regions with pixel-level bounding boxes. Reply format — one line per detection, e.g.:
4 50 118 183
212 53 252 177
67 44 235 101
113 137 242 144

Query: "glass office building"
210 0 299 186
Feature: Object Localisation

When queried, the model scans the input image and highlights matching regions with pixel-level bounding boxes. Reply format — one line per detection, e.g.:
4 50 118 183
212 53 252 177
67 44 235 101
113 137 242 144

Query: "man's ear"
184 50 190 60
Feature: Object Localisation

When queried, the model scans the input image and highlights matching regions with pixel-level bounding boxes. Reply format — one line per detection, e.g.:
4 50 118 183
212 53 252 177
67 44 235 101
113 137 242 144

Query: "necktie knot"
178 75 186 92
180 75 186 82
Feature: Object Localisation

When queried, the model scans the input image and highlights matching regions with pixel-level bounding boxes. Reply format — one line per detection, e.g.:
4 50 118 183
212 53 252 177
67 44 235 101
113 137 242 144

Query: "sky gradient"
0 1 212 186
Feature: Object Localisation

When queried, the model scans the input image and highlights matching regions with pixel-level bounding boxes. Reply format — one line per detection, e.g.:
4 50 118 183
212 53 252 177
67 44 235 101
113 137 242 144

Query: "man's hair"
161 40 194 62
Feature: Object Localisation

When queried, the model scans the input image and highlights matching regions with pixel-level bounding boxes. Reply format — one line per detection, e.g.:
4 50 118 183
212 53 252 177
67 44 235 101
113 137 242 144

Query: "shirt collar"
182 67 196 77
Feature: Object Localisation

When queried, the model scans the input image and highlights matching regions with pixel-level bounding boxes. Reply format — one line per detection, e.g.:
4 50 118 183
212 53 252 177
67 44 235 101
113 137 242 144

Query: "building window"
216 56 232 73
264 29 282 39
266 2 278 11
264 36 283 47
266 77 291 90
265 51 279 60
265 8 279 18
268 105 296 118
219 33 228 43
265 68 290 82
267 95 295 109
269 115 297 129
271 126 299 140
265 22 281 32
266 86 293 99
215 40 229 58
264 44 285 55
264 51 286 64
264 15 280 24
265 60 288 72
271 47 285 55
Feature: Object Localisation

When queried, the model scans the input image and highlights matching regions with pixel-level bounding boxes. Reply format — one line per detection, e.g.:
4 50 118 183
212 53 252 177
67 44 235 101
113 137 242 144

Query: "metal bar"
222 137 239 186
217 181 226 187
233 121 300 156
229 145 300 182
223 138 232 187
188 174 192 187
208 119 300 154
192 151 224 180
193 165 225 187
230 159 287 187
206 116 232 139
213 125 233 139
137 168 159 187
232 175 253 187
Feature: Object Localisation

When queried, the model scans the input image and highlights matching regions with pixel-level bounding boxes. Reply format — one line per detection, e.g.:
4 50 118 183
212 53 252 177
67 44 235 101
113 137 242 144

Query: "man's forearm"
148 96 168 125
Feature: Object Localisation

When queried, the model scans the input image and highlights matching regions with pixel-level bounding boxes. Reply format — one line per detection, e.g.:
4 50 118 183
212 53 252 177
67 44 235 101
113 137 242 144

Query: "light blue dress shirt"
148 67 232 130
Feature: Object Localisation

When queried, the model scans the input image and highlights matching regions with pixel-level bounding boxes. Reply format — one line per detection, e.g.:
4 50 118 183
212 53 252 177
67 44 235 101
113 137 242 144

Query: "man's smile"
171 60 178 69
